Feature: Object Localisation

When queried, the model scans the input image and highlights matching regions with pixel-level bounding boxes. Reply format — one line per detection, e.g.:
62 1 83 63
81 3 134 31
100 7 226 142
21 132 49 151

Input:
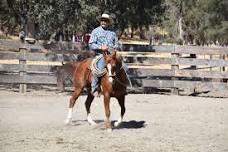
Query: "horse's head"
104 51 122 83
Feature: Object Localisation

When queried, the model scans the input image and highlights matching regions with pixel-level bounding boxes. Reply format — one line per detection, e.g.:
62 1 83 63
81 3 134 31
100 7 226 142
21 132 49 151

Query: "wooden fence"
0 45 89 93
121 45 228 94
0 44 228 94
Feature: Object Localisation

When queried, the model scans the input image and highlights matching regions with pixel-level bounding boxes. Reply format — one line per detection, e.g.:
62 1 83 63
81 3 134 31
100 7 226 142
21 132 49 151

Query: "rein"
104 50 132 88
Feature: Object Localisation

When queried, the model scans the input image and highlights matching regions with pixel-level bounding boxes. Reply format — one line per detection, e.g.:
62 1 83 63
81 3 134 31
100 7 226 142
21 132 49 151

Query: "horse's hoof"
87 114 97 125
114 121 121 127
88 120 97 126
107 128 112 132
64 119 72 125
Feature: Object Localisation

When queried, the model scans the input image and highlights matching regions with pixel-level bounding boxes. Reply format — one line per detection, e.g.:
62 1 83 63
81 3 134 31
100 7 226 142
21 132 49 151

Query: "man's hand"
101 45 108 52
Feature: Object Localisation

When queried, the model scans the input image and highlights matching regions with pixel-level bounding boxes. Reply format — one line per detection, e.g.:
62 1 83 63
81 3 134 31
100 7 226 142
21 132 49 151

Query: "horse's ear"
112 51 117 59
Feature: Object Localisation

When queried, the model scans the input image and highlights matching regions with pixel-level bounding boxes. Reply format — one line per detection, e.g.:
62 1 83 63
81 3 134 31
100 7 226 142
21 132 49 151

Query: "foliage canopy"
0 0 227 45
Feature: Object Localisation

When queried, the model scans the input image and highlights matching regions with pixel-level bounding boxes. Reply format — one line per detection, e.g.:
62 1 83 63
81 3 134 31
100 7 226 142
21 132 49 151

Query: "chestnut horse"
65 51 128 130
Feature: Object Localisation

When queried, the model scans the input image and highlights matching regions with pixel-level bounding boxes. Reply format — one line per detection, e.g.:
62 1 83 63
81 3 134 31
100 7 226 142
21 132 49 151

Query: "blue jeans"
91 56 106 92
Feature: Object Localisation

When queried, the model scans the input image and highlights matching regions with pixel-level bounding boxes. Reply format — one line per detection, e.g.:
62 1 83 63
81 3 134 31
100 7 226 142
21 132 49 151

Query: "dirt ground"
0 90 228 152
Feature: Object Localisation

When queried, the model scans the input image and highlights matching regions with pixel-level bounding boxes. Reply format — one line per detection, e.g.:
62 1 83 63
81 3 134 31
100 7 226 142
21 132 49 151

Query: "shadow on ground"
114 120 146 129
70 119 146 130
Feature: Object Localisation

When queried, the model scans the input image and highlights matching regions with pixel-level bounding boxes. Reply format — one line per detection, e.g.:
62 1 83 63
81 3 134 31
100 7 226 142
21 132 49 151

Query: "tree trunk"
178 17 184 43
27 16 35 38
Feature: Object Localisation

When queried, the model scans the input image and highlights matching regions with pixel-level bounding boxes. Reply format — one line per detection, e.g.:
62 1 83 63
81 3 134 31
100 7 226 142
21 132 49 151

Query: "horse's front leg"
85 92 96 125
103 94 112 131
65 88 82 125
114 95 126 127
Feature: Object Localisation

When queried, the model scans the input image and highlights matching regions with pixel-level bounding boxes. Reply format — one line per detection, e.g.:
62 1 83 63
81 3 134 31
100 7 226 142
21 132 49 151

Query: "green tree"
0 0 19 36
96 0 165 37
206 0 228 45
1 0 165 40
163 0 228 45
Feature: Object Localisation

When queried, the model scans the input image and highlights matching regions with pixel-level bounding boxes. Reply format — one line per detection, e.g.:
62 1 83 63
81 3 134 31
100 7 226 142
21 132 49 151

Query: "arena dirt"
0 90 228 152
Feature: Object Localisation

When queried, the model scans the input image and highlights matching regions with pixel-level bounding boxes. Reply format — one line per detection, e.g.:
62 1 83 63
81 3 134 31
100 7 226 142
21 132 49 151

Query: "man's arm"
113 32 120 50
89 31 101 50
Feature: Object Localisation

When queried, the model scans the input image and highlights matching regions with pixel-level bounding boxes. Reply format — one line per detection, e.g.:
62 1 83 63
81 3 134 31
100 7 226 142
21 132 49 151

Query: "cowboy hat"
97 13 114 24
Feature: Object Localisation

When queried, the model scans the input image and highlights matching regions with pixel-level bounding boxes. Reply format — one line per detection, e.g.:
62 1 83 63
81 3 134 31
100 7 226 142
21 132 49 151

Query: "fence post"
210 55 213 71
19 47 27 93
171 50 180 95
220 55 226 82
190 54 196 69
56 67 65 91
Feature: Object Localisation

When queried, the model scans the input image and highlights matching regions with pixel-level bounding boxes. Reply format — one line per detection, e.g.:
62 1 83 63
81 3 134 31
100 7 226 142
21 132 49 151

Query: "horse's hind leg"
65 88 82 125
85 93 96 125
114 95 126 127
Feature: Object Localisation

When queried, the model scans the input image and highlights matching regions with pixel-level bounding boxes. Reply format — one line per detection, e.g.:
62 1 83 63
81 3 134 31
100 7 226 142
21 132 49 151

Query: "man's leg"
91 75 99 93
91 56 106 96
97 56 106 70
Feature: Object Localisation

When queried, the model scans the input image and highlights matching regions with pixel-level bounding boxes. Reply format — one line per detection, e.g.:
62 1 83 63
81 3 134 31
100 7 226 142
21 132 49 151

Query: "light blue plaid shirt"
89 26 118 54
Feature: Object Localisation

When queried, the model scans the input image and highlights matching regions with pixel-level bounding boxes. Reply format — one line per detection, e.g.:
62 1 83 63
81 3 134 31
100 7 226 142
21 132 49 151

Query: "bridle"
104 50 131 87
106 61 129 87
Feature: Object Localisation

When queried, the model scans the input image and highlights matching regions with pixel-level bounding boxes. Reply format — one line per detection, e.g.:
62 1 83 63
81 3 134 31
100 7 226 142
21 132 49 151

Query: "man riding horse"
89 13 119 96
65 13 130 129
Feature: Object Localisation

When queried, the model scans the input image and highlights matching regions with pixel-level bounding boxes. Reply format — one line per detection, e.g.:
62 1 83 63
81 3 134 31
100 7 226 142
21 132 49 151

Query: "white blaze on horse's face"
107 63 113 83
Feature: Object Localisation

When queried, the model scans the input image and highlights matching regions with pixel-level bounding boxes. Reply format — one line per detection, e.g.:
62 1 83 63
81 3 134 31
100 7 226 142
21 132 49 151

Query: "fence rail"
0 44 228 94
